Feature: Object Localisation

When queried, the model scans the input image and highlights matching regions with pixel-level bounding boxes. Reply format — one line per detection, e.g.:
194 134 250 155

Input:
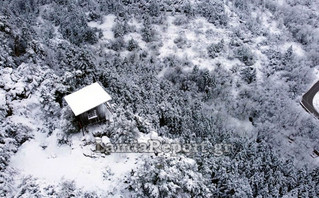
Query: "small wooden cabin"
64 82 112 127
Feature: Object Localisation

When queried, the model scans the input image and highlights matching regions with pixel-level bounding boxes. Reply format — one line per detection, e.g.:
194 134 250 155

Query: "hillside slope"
1 0 319 197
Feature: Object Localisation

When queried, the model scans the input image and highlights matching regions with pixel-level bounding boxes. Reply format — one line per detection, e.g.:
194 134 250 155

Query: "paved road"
300 80 319 118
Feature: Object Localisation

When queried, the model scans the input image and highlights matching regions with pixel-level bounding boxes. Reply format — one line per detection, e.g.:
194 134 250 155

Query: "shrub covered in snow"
207 39 224 59
127 155 210 197
233 45 256 66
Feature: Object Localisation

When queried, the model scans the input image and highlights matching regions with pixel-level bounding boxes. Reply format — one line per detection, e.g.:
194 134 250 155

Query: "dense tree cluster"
1 0 319 197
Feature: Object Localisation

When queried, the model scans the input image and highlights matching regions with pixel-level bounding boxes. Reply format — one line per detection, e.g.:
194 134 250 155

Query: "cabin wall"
96 104 106 119
76 103 109 126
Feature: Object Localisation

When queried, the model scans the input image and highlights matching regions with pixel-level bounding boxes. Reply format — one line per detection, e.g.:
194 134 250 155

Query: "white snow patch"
157 16 236 71
157 67 169 78
253 36 267 44
0 67 14 90
88 14 116 40
128 18 143 31
277 0 286 6
7 93 44 131
228 116 254 139
314 68 319 80
124 32 147 49
11 81 25 97
251 48 268 82
268 20 281 35
252 10 281 35
0 89 6 108
281 42 305 57
123 17 146 50
10 129 145 195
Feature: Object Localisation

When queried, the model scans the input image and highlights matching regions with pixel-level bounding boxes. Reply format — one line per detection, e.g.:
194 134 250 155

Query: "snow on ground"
228 116 254 139
251 43 269 82
156 16 238 72
124 18 147 50
281 42 305 57
128 17 143 30
5 63 150 195
10 128 145 195
313 68 319 81
124 32 147 49
274 131 319 168
0 89 6 109
0 67 15 90
224 3 241 28
88 14 116 40
8 96 43 130
156 66 169 78
252 10 282 35
277 0 286 6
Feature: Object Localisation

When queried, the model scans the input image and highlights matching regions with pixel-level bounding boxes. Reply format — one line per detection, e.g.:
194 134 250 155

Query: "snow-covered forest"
1 0 319 197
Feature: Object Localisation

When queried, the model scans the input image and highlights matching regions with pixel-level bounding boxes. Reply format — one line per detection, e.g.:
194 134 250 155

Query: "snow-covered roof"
64 82 112 116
